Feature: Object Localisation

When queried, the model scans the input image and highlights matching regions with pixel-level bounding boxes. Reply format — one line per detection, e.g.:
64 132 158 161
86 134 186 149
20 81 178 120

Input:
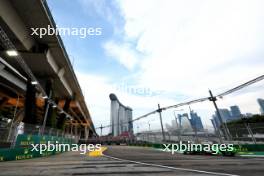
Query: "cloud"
78 0 112 21
76 71 181 134
78 0 264 132
95 0 264 129
113 0 264 95
77 0 122 34
103 40 140 70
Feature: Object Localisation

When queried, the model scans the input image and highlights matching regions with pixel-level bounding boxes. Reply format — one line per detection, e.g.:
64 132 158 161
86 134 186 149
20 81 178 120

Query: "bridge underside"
0 0 96 139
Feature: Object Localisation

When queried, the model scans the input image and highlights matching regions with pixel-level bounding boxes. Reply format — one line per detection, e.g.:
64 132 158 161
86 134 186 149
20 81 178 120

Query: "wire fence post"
242 115 257 144
157 104 166 142
209 90 232 142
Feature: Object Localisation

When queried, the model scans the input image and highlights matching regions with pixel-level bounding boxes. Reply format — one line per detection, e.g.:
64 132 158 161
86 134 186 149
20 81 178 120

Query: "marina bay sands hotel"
109 94 133 136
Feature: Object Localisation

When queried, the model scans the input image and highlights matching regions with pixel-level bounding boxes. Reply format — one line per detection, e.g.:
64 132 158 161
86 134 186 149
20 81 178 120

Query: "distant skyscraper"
212 114 220 129
109 94 133 136
230 105 242 119
218 109 232 122
189 110 204 131
171 119 178 128
257 98 264 115
177 113 189 128
212 106 241 131
177 113 193 132
210 118 217 134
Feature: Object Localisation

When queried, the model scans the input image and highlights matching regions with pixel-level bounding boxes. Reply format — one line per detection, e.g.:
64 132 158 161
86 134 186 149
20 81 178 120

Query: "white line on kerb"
103 154 240 176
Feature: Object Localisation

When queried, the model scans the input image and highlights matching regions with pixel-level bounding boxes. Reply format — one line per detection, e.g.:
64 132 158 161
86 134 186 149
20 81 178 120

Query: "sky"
47 0 264 134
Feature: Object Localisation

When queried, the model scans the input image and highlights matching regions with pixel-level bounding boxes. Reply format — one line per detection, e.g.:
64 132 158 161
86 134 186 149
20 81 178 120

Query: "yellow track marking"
88 147 107 157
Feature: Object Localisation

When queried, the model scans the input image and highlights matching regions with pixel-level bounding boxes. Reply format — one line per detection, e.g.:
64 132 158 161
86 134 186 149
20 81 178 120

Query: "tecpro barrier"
0 134 74 161
129 142 264 156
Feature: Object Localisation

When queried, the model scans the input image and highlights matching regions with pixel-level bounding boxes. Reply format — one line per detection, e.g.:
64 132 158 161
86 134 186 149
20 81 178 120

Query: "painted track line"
103 154 240 176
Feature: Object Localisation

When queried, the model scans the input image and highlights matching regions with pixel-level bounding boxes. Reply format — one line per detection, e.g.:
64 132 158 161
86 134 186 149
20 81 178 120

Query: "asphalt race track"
0 146 264 176
104 146 264 176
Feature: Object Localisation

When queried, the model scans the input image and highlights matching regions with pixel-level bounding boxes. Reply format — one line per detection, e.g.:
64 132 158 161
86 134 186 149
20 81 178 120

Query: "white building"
109 93 133 136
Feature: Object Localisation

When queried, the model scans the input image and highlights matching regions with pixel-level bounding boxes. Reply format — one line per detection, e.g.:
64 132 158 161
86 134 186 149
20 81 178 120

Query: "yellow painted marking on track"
88 147 107 157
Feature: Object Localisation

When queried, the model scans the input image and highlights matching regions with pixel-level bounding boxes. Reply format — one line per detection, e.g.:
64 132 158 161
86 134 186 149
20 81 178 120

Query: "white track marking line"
103 154 239 176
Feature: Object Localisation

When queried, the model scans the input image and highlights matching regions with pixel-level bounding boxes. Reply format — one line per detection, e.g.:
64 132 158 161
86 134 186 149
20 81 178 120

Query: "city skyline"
211 98 263 131
46 0 264 134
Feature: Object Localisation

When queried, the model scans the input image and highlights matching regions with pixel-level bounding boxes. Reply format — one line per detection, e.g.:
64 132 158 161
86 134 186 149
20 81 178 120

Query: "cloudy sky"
47 0 264 134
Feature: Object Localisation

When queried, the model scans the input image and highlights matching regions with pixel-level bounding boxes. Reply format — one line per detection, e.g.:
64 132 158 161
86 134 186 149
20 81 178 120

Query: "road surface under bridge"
1 146 264 176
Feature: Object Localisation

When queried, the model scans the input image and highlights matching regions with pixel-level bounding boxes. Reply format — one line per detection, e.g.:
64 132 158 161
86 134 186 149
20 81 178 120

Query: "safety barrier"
0 134 73 161
128 142 264 156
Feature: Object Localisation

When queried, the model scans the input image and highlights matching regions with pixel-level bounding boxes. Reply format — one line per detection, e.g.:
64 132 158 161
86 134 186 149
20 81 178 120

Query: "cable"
216 74 264 97
96 73 264 131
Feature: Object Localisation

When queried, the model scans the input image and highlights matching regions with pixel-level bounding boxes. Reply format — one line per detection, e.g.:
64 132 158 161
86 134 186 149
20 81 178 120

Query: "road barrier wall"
0 134 73 161
128 142 264 156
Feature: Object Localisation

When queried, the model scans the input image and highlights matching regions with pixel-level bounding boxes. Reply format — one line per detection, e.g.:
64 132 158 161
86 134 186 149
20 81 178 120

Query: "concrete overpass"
0 0 95 139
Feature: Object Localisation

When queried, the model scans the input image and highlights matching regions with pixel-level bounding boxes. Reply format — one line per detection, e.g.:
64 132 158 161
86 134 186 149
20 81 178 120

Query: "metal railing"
0 119 79 148
227 123 264 143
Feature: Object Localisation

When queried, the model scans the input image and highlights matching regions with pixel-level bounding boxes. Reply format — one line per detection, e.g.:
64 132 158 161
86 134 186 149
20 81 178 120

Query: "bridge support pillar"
57 98 71 129
84 126 89 140
23 79 37 124
74 124 78 137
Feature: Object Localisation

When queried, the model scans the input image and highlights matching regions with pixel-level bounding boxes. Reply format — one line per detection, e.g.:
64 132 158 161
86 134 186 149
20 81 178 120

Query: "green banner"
0 134 74 161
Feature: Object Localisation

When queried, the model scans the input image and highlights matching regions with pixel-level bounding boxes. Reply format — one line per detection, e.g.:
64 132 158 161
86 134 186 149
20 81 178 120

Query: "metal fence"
0 118 79 148
136 131 220 144
134 122 264 144
227 123 264 143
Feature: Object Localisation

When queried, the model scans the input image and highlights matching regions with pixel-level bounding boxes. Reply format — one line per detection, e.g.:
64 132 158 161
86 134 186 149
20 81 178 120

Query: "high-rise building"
189 110 204 131
177 113 189 128
212 114 220 129
210 118 217 133
212 106 241 131
177 113 193 132
230 105 242 120
109 93 133 136
257 98 264 115
218 109 232 122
